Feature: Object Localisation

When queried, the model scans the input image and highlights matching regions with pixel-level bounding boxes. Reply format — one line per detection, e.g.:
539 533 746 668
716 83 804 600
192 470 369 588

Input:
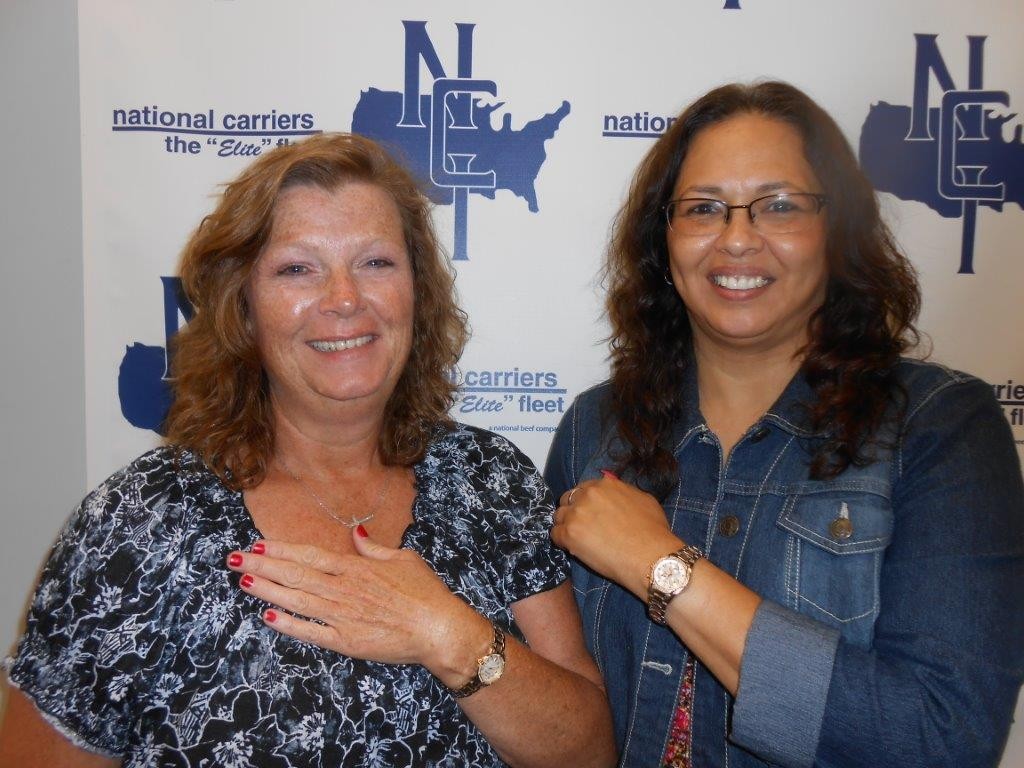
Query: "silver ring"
567 487 578 505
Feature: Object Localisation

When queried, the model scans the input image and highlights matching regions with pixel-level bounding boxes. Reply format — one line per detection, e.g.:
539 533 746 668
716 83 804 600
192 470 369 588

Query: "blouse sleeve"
472 429 570 604
4 454 179 756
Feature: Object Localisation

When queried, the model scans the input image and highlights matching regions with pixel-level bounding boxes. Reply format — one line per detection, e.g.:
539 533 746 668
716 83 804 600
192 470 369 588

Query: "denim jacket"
544 359 1024 768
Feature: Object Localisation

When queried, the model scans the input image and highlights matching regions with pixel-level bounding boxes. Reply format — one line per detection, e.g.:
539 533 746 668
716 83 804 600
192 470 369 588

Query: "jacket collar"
763 371 828 438
669 356 707 452
670 349 829 446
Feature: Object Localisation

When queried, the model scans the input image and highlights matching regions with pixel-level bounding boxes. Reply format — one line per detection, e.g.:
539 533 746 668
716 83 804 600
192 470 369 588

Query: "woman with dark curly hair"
1 133 615 767
545 82 1024 768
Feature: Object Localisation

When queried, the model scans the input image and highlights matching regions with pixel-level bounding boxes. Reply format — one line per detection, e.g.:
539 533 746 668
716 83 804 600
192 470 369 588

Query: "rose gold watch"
448 623 506 699
646 544 704 624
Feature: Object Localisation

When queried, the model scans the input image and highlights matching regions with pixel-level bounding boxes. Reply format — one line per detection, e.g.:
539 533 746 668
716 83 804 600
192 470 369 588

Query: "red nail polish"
264 609 278 623
356 524 368 538
227 553 243 567
251 542 265 555
600 469 619 480
240 574 254 588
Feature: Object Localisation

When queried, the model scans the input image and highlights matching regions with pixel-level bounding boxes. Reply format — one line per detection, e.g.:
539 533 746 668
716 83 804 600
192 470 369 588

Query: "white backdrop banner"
80 1 1024 484
77 0 1024 761
79 1 1024 481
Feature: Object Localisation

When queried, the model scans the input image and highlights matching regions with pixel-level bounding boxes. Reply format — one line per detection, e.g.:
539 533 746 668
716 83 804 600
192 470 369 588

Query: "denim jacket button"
719 515 740 537
829 517 854 540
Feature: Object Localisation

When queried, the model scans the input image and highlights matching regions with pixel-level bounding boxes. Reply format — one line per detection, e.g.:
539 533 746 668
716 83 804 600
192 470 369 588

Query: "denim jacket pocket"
777 493 893 646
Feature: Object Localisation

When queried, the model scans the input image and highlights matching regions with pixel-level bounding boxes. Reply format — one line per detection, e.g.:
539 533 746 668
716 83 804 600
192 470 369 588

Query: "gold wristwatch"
646 544 704 624
449 622 506 699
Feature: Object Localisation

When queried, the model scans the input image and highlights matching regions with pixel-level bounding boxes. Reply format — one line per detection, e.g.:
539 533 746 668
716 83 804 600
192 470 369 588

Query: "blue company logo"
118 277 191 433
859 35 1021 274
350 21 570 261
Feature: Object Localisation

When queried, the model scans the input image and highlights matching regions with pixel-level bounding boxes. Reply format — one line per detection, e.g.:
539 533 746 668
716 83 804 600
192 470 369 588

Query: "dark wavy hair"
605 81 921 497
164 133 469 489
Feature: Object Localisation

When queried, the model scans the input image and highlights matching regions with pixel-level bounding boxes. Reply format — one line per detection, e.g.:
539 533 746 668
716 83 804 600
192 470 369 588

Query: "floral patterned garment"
661 657 697 768
6 424 568 767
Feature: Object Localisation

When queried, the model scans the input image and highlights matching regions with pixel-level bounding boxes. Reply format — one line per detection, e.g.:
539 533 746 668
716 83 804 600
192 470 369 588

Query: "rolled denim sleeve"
732 600 840 766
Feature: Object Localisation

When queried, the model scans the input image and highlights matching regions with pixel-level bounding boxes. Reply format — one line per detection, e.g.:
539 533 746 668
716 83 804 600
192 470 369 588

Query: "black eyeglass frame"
663 192 828 230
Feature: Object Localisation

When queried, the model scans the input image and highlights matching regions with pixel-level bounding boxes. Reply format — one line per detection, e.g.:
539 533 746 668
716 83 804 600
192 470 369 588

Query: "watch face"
478 653 505 685
652 557 690 593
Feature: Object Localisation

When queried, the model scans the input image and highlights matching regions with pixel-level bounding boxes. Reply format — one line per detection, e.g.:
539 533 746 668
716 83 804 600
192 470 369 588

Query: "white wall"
0 0 85 693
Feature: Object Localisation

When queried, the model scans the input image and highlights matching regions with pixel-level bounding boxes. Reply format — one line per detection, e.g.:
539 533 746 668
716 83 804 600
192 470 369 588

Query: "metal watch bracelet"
448 622 506 699
646 544 704 625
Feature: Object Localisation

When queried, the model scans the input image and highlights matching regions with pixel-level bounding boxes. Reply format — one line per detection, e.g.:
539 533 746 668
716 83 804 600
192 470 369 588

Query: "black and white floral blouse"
6 424 568 767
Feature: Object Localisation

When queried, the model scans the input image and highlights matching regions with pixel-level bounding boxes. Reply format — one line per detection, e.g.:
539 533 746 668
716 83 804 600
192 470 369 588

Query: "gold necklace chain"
276 455 392 529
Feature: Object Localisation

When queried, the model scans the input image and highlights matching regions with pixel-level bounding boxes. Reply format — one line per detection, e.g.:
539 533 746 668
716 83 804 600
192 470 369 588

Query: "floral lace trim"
661 656 697 768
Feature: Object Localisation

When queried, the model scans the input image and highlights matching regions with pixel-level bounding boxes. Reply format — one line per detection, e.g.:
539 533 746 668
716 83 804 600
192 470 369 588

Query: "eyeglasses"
664 192 827 236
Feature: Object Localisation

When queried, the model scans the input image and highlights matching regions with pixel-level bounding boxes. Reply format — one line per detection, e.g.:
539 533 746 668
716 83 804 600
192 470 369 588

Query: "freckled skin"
246 182 415 425
667 114 830 359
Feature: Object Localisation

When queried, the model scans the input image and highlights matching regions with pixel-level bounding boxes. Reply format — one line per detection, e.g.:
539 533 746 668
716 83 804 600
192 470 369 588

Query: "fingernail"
356 524 368 538
251 542 265 555
227 553 244 568
600 469 619 479
240 574 254 588
264 609 278 623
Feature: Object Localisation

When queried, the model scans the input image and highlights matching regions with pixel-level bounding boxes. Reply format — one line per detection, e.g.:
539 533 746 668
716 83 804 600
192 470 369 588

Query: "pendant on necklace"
276 455 391 530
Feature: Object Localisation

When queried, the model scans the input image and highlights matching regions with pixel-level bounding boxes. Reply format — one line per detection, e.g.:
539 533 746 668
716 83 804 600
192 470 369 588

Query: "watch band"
449 622 506 699
646 544 704 625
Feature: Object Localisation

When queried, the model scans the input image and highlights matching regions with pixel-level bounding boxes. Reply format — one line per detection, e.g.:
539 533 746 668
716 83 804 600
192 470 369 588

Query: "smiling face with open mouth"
666 113 829 359
247 181 414 421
